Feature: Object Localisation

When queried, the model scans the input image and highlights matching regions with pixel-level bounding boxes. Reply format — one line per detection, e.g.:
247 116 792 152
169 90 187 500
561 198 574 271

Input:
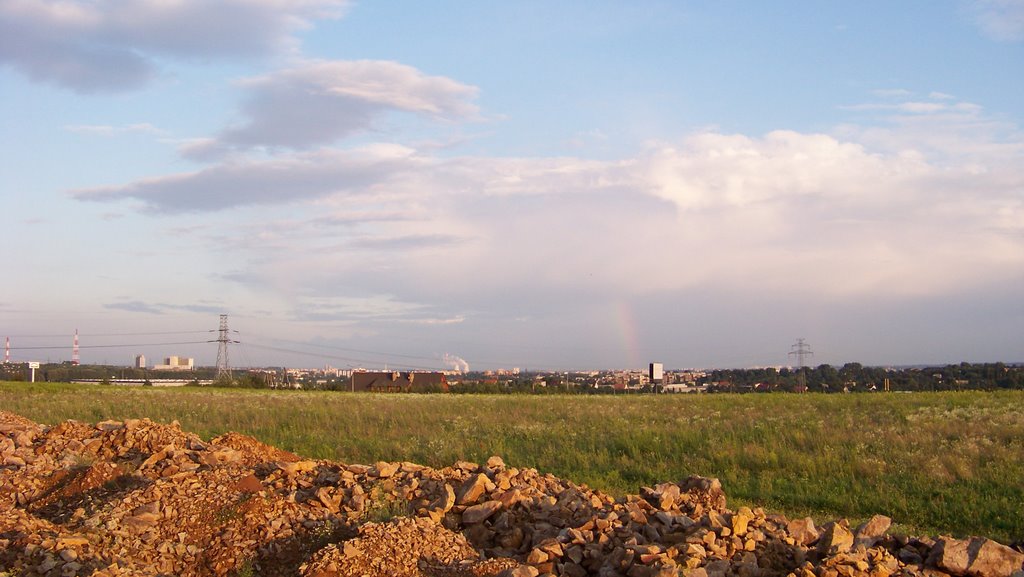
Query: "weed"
214 493 254 524
363 486 408 523
231 557 255 577
69 453 96 469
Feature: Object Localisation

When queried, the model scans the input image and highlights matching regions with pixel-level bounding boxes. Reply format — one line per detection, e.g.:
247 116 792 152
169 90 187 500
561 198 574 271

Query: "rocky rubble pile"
2 410 1022 577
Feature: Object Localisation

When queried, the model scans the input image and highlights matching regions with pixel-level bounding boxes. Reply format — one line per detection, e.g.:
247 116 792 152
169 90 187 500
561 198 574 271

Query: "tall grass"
2 383 1021 542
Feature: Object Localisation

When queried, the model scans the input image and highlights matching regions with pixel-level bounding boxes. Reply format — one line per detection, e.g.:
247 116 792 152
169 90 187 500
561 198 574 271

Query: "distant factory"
151 356 195 371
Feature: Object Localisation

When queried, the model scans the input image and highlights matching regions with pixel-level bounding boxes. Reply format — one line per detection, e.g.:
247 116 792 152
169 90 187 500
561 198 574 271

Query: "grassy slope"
2 382 1021 541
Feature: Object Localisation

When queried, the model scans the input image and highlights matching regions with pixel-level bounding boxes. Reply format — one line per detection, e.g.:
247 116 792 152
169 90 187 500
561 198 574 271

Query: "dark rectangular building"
351 371 448 392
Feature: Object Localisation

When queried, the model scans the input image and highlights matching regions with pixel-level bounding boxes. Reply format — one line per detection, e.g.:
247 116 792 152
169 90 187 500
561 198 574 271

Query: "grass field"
2 382 1021 542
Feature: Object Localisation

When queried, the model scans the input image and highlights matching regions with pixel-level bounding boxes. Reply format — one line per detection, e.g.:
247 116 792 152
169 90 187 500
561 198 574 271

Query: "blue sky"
1 1 1022 371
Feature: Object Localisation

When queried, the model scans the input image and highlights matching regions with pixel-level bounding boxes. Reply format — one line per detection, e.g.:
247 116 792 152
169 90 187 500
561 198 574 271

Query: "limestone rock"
788 517 820 546
929 537 1024 577
854 514 892 549
429 483 457 515
499 566 539 577
457 472 490 505
817 521 854 555
463 500 503 524
372 460 399 478
680 476 727 513
732 506 754 537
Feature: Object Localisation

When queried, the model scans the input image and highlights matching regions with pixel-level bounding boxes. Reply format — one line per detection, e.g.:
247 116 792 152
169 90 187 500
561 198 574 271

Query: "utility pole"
789 338 813 391
788 338 813 369
215 314 232 380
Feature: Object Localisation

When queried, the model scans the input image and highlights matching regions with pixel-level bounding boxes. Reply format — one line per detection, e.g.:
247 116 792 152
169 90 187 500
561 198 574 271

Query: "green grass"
2 382 1022 542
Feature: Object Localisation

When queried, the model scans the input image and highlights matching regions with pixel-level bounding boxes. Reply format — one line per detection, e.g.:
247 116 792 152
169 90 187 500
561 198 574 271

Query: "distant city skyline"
2 2 1022 370
3 324 1020 372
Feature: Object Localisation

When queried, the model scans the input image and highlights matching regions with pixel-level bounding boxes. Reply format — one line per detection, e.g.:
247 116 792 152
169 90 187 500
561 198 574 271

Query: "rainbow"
614 301 642 369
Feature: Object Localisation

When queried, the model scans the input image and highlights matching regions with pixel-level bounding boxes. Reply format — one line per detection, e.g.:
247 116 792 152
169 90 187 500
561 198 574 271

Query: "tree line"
702 362 1023 392
3 361 1021 393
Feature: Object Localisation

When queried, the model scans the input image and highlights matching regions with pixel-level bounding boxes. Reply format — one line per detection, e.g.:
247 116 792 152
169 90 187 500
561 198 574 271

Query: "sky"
1 1 1022 372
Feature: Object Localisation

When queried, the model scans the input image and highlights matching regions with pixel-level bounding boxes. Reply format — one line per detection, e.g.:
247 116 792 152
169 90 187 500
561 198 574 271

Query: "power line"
4 331 213 338
243 334 555 370
244 335 443 362
5 321 568 371
92 331 214 337
9 340 214 351
237 342 443 372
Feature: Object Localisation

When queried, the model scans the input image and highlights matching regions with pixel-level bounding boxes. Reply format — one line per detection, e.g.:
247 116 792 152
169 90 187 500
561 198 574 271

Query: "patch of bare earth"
1 410 1022 577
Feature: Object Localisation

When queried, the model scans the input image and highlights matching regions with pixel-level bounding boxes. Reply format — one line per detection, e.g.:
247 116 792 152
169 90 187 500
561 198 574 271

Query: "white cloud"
285 295 443 323
968 0 1024 41
623 128 1021 298
201 60 480 153
898 102 949 114
835 93 1017 161
400 315 466 325
65 123 165 136
73 95 1024 319
72 145 428 211
568 128 610 149
0 0 347 92
840 102 969 114
870 88 912 98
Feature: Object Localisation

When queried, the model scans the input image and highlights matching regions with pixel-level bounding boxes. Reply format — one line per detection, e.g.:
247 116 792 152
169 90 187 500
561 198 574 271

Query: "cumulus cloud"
76 97 1024 317
0 0 347 92
642 131 1022 297
185 60 480 155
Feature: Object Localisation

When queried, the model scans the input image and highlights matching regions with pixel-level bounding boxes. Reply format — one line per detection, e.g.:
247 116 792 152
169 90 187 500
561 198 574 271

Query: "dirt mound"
2 411 1022 577
299 516 518 577
210 432 300 467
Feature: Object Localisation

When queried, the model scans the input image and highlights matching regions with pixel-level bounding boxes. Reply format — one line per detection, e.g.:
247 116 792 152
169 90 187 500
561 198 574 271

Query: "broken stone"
732 506 754 537
854 514 892 549
818 521 854 555
456 472 490 506
463 500 502 524
930 537 1024 577
372 460 399 478
232 473 263 494
788 517 820 546
499 566 539 577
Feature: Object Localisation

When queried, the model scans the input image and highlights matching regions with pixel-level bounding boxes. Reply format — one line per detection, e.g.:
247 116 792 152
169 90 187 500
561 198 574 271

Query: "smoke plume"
443 353 469 373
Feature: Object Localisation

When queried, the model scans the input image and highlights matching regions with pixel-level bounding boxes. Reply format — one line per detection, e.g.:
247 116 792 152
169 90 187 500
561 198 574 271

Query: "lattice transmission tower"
788 338 814 368
215 314 232 379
